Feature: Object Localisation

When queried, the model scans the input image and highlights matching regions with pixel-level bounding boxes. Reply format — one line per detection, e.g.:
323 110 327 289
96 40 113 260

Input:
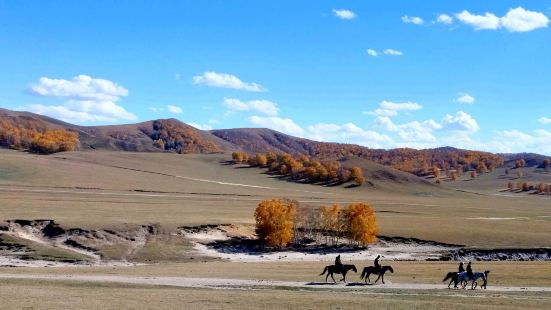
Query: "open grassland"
0 277 551 310
1 150 550 248
1 149 550 248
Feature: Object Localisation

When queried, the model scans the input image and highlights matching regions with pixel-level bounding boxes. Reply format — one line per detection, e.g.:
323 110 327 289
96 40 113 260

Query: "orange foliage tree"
344 203 377 245
255 198 297 248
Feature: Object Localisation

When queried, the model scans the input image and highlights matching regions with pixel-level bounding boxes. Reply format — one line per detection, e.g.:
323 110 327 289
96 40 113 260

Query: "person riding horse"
458 262 465 273
374 255 381 271
466 261 473 280
335 255 343 273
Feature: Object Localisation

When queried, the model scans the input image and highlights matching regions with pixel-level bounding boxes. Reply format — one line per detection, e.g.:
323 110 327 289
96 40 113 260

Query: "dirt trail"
0 274 549 293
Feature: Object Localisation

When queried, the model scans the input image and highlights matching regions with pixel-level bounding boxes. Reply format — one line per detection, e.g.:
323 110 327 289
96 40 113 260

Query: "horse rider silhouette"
466 261 473 280
374 255 381 271
458 262 465 273
335 254 343 273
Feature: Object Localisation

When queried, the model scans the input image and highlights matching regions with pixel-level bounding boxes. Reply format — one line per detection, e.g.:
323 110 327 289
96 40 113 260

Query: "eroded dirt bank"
1 220 550 267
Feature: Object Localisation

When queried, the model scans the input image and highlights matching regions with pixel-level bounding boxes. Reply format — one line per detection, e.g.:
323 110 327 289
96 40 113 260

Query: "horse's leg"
325 272 330 283
342 272 346 283
374 274 381 284
331 272 336 283
381 273 385 284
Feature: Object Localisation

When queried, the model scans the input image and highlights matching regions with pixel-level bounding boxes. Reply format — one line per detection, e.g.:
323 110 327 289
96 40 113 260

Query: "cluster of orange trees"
0 120 79 154
254 198 377 248
507 182 550 194
232 152 365 186
144 120 222 154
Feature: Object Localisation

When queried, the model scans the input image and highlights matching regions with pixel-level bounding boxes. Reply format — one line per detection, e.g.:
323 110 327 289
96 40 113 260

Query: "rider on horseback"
374 255 381 271
458 262 465 273
466 261 473 279
335 254 343 272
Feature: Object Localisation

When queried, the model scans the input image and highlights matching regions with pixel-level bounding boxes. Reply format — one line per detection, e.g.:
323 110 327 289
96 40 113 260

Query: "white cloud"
364 100 422 117
27 75 128 101
375 117 437 143
375 111 478 145
402 15 424 25
383 49 403 56
248 116 304 136
307 122 392 148
22 75 136 123
367 49 378 57
192 71 266 92
501 7 549 32
189 123 213 131
456 10 500 30
333 9 356 20
486 129 551 154
174 73 181 80
456 7 549 32
223 98 279 116
436 14 453 24
456 93 475 104
441 111 479 133
538 117 551 124
167 105 183 114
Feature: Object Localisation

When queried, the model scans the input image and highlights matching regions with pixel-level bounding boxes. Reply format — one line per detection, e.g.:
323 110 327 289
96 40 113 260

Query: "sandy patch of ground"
0 273 549 293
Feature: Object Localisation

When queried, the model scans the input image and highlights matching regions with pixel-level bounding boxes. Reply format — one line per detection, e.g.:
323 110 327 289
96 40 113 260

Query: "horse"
319 264 357 283
442 272 458 288
454 270 490 289
360 265 394 284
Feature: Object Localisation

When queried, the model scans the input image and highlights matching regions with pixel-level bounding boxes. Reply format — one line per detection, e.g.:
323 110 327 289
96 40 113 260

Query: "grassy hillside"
0 149 550 248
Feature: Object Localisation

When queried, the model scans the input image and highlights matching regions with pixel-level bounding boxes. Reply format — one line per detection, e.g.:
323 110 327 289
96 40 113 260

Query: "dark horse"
360 265 394 284
320 264 357 283
443 272 459 288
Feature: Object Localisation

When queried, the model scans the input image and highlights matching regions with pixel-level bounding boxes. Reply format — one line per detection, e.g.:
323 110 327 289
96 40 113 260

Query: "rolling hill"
1 108 547 177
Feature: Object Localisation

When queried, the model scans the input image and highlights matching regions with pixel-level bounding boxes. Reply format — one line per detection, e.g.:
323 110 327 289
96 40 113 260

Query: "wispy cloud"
193 71 266 92
456 93 475 104
167 105 183 114
223 98 279 116
333 9 356 20
364 100 422 117
436 14 453 24
538 117 551 124
402 15 424 25
383 49 403 56
367 49 378 57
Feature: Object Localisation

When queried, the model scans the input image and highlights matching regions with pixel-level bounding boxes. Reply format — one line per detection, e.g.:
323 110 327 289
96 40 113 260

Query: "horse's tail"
443 272 454 282
320 266 328 276
360 268 367 280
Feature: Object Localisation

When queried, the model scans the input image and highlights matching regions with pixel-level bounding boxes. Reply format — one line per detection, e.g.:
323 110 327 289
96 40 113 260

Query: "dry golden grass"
1 149 550 248
1 278 550 310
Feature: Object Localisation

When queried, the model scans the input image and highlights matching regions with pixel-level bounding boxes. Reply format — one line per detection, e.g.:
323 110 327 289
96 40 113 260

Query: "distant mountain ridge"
1 108 547 175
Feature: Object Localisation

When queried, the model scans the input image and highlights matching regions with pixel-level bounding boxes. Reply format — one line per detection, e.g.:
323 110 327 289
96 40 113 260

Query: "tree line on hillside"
141 120 222 154
231 151 365 186
0 119 79 154
231 139 505 177
254 198 377 248
507 181 550 195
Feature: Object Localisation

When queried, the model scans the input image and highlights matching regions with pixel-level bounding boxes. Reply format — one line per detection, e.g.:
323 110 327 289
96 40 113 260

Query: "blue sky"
1 1 550 154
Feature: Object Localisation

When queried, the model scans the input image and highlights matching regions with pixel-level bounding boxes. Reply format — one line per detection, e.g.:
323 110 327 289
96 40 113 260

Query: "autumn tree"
432 165 441 178
321 204 343 245
256 154 268 167
543 159 550 169
153 139 165 150
255 198 297 248
343 203 377 245
351 166 365 186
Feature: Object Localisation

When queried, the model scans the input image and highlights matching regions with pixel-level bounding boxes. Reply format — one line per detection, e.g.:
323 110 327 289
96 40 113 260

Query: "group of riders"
329 254 486 289
334 254 381 274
